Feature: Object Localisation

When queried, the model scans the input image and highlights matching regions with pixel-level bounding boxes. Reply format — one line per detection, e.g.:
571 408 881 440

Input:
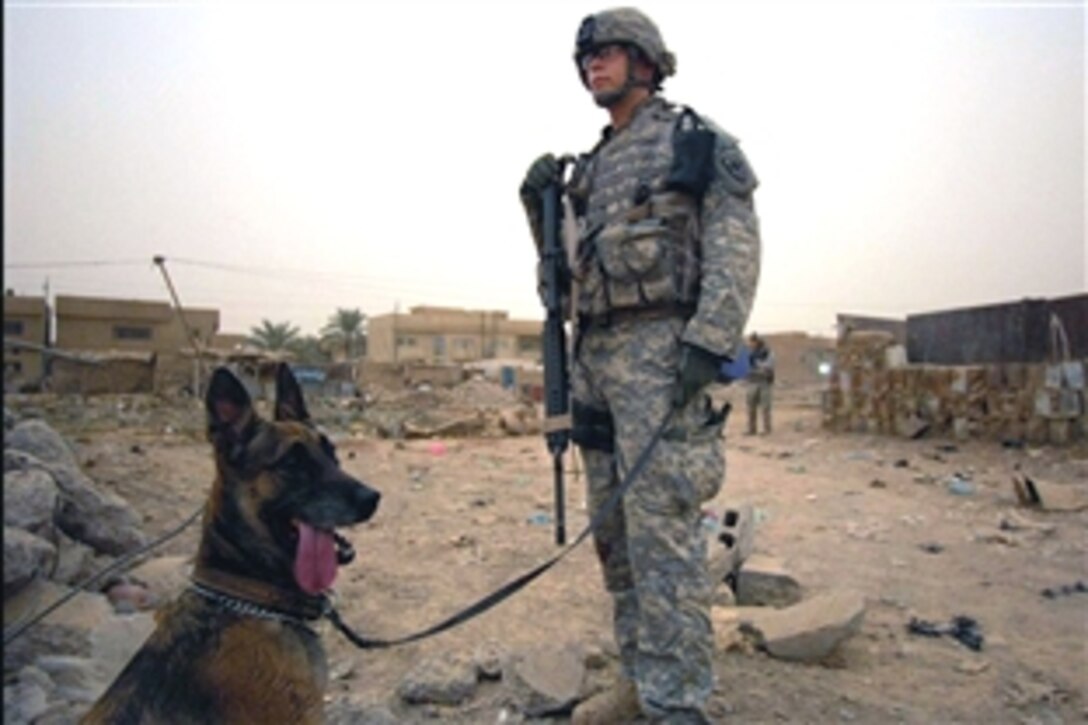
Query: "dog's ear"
274 363 311 423
206 367 256 451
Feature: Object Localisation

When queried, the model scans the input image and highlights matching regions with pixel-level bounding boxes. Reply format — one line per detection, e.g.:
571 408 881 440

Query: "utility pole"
392 300 399 364
153 255 205 394
41 277 52 378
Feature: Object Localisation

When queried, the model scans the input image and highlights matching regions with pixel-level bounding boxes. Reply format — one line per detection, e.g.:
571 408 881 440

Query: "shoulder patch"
715 138 758 196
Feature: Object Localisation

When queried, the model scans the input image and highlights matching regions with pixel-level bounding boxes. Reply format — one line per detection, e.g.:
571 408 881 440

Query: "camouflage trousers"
572 317 726 721
746 381 772 433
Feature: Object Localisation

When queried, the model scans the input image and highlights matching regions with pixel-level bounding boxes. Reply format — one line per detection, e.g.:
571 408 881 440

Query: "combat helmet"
574 7 676 89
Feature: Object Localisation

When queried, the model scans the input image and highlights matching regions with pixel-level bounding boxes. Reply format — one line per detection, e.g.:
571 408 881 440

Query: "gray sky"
4 0 1085 338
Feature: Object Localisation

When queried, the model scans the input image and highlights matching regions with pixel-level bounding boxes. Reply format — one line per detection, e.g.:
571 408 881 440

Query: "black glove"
675 343 721 408
519 153 559 203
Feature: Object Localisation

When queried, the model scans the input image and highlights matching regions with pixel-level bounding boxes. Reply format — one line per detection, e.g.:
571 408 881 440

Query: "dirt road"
53 384 1088 722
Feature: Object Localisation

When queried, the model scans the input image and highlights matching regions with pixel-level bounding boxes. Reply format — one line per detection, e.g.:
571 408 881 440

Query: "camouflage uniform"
522 8 760 723
746 338 775 434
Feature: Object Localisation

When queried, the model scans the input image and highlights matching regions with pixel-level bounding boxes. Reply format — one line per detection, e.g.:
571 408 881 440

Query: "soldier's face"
582 44 629 103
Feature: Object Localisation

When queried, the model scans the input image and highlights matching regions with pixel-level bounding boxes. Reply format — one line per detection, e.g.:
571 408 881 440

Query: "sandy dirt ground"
42 384 1088 723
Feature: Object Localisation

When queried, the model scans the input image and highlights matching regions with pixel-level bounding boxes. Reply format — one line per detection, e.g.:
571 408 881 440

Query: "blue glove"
718 353 750 384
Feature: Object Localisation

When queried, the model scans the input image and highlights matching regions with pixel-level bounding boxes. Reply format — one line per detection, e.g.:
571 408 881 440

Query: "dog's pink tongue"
294 523 337 595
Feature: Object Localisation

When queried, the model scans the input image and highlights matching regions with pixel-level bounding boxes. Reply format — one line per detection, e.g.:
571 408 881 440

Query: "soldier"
519 7 761 724
746 332 775 435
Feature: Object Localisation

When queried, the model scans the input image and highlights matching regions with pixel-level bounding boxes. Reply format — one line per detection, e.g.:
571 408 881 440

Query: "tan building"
759 331 837 385
3 293 49 388
368 306 542 364
55 294 220 391
211 332 252 354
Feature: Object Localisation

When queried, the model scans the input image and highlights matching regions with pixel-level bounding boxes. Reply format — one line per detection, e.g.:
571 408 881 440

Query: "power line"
4 260 150 270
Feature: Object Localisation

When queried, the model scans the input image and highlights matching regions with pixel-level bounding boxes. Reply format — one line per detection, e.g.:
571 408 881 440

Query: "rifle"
539 160 572 546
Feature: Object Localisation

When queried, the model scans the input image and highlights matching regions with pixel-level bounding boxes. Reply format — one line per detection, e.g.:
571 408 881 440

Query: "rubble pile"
3 409 164 724
356 379 538 440
824 332 1087 445
5 378 539 444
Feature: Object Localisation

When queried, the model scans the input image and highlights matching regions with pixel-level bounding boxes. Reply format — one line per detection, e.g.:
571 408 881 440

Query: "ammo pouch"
571 400 615 452
589 191 701 314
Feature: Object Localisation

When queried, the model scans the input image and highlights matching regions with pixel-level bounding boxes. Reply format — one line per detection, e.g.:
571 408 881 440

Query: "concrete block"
738 590 866 662
734 554 802 607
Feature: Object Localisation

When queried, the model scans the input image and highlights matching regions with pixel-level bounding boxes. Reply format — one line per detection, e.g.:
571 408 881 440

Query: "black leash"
325 407 676 649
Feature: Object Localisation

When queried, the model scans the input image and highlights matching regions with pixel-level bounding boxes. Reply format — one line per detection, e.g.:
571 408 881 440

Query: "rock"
6 419 79 469
497 408 528 436
325 700 401 725
126 555 192 604
581 641 611 671
48 464 148 556
506 643 584 717
50 532 100 587
4 448 46 474
735 554 803 607
14 664 56 694
27 701 87 725
711 607 758 653
105 581 157 612
1013 474 1088 512
3 675 51 724
473 640 505 681
739 590 866 662
329 658 357 682
3 579 114 671
2 468 60 536
34 655 103 703
496 404 540 437
711 580 737 608
4 446 149 556
396 653 478 706
3 526 57 590
403 414 487 439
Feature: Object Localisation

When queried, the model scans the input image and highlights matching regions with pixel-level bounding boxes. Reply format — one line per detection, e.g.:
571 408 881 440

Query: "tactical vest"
567 97 702 322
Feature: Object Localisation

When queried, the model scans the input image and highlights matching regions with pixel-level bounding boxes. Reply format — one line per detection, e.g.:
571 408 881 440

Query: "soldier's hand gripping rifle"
539 157 574 546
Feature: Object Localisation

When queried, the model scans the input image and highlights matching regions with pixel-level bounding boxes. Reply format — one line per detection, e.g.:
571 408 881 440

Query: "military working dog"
81 364 380 724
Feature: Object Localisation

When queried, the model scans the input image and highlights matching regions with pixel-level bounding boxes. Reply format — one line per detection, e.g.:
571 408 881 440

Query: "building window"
4 320 25 336
396 336 416 347
114 325 153 341
518 336 541 353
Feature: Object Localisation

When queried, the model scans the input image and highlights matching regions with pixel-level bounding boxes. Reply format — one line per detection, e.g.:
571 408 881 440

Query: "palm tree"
288 335 331 364
248 319 301 352
321 308 366 361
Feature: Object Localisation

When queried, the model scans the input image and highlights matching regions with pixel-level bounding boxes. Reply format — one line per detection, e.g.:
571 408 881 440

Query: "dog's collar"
190 567 329 623
188 582 327 627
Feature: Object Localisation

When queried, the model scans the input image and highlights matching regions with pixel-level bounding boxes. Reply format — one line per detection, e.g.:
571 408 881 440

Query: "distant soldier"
746 332 775 434
519 7 761 724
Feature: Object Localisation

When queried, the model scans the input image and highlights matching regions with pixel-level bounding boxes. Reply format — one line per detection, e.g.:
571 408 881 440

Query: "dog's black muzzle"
334 480 380 565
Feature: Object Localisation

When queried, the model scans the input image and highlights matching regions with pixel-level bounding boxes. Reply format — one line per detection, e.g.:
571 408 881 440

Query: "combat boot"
571 678 642 725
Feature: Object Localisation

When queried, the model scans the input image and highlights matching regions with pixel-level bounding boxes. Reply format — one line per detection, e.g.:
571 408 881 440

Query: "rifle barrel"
553 454 566 546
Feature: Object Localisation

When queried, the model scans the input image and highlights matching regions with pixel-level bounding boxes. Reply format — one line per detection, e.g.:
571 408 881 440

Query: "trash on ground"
907 615 984 651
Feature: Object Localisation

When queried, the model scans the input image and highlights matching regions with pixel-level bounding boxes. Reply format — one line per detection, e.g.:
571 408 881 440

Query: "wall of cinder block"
823 331 1087 445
